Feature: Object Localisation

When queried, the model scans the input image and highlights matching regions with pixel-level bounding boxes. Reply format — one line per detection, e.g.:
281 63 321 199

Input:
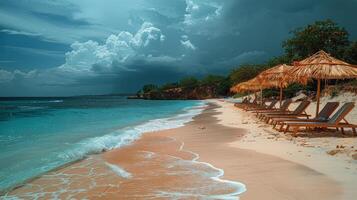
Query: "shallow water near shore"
0 96 204 192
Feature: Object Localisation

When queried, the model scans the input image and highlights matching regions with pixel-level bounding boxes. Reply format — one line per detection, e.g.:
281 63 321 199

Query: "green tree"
142 84 158 93
179 76 199 88
160 82 179 91
283 19 350 60
266 55 292 67
200 75 231 96
228 64 267 85
344 41 357 64
216 78 232 96
200 75 225 86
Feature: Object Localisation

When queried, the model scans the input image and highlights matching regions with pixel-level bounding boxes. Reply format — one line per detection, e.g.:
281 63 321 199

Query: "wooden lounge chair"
243 98 265 111
234 97 249 107
240 98 258 110
243 99 267 111
246 100 278 111
284 102 357 135
234 97 254 108
272 102 339 131
262 100 311 124
254 99 292 118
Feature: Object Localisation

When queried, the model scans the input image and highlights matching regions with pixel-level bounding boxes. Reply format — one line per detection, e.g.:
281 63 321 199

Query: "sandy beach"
4 99 357 199
214 97 357 200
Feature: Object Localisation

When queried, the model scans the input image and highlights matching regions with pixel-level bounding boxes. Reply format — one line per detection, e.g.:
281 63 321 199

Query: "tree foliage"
160 82 179 91
179 76 199 88
283 19 350 61
200 75 231 96
200 75 225 86
228 64 267 85
142 84 158 93
344 41 357 64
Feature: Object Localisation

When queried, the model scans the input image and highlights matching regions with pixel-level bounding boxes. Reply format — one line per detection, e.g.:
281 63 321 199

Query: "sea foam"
105 162 132 179
58 102 206 161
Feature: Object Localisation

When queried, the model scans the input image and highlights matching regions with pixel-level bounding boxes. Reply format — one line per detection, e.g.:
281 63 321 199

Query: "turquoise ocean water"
0 96 203 191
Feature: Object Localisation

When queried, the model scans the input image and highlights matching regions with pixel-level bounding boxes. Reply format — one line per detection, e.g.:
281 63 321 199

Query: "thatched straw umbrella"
257 64 294 106
230 77 276 103
230 81 257 94
290 50 357 117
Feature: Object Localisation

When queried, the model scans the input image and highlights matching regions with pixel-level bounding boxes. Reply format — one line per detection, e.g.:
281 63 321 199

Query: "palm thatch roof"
230 81 257 93
290 50 357 80
257 64 295 88
230 77 277 93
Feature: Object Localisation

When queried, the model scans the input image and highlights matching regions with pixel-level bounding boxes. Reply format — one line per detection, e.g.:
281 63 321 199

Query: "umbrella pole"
279 86 283 107
260 89 263 105
316 79 321 117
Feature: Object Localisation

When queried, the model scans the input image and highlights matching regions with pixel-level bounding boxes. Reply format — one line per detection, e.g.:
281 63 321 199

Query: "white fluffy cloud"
59 22 165 75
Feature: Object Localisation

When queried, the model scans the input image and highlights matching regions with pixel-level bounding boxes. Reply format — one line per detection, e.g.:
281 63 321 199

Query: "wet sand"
4 103 342 199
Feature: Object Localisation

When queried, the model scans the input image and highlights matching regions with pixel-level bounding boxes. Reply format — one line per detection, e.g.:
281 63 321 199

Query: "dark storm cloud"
1 0 357 96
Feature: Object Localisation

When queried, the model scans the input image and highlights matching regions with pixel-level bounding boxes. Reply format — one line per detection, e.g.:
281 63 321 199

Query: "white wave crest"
58 102 206 161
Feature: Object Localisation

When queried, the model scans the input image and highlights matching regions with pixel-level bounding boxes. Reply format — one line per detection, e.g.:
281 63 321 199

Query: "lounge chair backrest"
251 98 257 104
292 100 311 114
280 99 292 111
316 102 339 120
328 102 355 124
267 100 278 109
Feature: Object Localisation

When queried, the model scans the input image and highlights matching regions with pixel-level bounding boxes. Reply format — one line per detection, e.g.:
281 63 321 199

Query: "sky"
0 0 357 96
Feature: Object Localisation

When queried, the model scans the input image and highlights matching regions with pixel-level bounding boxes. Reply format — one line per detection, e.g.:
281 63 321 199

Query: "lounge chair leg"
284 125 290 133
292 127 299 137
279 124 284 132
273 121 279 129
266 118 270 124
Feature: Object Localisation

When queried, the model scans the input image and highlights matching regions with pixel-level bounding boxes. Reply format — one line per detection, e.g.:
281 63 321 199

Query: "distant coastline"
128 85 224 100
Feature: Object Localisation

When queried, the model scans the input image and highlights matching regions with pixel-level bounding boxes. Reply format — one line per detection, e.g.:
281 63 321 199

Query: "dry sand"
217 94 357 199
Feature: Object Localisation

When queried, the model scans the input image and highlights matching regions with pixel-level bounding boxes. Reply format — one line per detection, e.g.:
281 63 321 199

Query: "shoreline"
4 100 354 199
